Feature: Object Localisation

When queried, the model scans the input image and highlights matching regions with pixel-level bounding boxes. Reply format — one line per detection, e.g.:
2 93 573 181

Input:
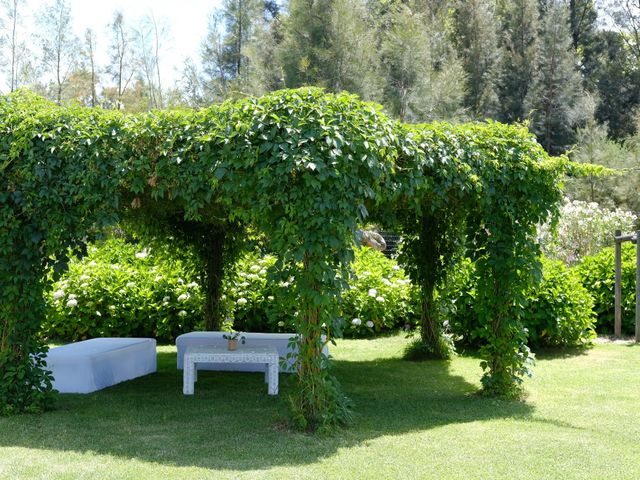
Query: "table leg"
183 356 195 395
268 360 278 395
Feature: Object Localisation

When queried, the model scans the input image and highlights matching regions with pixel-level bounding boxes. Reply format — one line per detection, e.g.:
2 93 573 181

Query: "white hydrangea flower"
135 250 149 259
376 296 385 303
177 278 184 284
267 296 274 301
237 297 248 305
96 311 102 317
53 290 65 300
277 321 285 327
178 293 190 302
187 282 199 288
351 318 361 326
259 269 267 276
162 296 170 303
81 283 89 288
88 261 97 267
126 282 136 288
368 288 377 297
109 305 116 311
382 278 392 286
79 275 90 281
366 321 374 328
111 264 121 270
66 298 78 308
178 310 187 317
250 265 261 273
155 275 163 282
68 294 77 300
392 265 400 271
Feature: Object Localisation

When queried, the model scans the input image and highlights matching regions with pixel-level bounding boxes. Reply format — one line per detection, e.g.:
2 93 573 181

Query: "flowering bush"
340 247 419 337
222 251 297 332
43 239 203 342
447 257 596 348
538 199 637 265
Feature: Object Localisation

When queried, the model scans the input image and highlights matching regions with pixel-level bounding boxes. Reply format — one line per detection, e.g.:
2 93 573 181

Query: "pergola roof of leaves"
0 88 564 428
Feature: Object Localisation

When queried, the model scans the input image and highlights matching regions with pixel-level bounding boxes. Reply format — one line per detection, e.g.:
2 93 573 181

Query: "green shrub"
222 251 297 333
340 248 419 337
448 257 596 348
525 258 596 347
43 239 203 342
576 243 636 335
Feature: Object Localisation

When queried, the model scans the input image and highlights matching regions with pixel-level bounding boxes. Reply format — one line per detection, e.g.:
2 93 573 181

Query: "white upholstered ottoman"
176 331 328 373
45 338 157 393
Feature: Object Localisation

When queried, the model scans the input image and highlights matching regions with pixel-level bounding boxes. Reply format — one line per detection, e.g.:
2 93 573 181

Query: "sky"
17 0 222 87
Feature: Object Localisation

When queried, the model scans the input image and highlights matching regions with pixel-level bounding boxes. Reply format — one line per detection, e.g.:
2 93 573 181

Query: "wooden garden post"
614 230 622 338
636 230 640 342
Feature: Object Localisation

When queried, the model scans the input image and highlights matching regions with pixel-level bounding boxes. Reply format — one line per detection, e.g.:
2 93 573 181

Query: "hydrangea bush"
340 247 418 337
43 239 203 342
447 257 596 348
576 243 637 335
538 199 637 265
221 251 297 333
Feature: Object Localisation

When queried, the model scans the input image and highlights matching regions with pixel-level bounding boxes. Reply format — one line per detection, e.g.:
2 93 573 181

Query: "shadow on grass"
0 350 534 471
455 343 592 361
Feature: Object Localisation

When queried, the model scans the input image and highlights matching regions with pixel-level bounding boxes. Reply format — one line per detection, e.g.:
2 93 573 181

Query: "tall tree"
107 11 136 110
379 2 465 122
242 12 285 95
83 28 98 107
279 0 382 100
610 0 640 62
201 12 229 101
37 0 79 105
496 0 540 123
1 0 32 92
200 0 264 100
134 13 167 109
582 29 640 139
569 0 597 51
452 0 501 118
525 0 590 153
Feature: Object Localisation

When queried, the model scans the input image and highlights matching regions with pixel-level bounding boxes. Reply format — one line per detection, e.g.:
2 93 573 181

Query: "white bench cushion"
176 331 328 373
45 338 157 393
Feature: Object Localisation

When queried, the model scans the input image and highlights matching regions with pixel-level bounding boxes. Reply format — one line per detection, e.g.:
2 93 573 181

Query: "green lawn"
1 335 639 479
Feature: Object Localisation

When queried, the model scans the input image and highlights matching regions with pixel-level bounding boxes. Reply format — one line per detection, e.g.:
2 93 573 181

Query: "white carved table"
183 345 279 395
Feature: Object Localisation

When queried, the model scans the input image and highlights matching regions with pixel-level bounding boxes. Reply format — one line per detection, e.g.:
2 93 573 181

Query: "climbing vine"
0 89 564 424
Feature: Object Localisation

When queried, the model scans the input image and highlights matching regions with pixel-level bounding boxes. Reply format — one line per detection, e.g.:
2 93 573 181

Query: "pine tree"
379 2 465 122
496 0 539 123
569 0 597 52
452 0 500 119
525 0 590 154
279 0 381 101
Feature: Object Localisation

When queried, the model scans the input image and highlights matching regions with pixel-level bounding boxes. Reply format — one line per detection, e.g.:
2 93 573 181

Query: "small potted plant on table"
222 320 245 351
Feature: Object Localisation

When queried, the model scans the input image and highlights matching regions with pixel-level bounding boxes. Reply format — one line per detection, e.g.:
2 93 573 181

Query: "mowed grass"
0 335 639 479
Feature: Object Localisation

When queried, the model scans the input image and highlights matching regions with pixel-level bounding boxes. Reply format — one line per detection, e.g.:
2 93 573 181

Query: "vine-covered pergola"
0 89 564 429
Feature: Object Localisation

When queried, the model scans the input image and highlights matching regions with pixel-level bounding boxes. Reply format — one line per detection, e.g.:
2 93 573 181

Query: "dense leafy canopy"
0 88 563 426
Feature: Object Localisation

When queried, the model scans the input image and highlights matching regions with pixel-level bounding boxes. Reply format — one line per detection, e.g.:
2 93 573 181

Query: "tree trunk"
420 285 439 346
202 228 226 331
